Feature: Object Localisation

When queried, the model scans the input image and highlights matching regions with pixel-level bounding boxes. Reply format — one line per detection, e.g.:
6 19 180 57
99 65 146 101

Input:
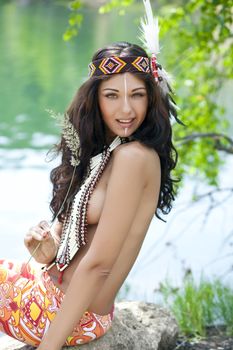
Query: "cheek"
99 100 117 122
134 101 148 128
137 100 148 119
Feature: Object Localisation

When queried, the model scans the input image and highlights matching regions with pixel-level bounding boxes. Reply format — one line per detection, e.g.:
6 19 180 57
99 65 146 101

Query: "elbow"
78 257 112 278
95 266 111 278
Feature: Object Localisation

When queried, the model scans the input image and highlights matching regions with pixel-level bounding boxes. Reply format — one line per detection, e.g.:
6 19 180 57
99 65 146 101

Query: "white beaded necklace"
47 136 122 274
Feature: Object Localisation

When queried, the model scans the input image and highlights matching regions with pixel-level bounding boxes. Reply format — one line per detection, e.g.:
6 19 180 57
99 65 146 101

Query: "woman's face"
98 72 148 140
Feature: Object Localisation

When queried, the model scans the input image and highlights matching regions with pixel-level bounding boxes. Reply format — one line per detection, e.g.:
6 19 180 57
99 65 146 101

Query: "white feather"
140 0 160 54
139 0 175 97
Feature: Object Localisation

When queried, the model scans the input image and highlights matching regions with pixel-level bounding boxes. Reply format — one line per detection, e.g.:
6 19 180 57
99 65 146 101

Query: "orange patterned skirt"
0 259 113 346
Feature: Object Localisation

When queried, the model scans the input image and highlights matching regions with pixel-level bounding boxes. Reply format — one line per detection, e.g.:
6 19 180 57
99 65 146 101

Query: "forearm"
39 263 107 350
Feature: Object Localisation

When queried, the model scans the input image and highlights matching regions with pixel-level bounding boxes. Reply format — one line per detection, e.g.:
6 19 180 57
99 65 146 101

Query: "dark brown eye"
132 93 146 98
105 93 117 99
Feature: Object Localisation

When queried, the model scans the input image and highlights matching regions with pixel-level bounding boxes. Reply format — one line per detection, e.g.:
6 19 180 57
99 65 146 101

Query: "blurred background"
0 0 232 302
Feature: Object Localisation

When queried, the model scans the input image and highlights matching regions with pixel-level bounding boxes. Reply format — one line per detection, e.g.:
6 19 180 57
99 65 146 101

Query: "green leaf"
99 0 134 14
69 0 82 11
63 27 78 41
69 13 83 27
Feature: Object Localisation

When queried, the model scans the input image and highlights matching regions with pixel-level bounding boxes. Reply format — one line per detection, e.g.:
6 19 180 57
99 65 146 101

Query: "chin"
107 128 134 140
118 130 135 138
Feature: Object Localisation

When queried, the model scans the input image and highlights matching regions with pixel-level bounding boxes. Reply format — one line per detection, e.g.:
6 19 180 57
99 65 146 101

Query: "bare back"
48 141 161 315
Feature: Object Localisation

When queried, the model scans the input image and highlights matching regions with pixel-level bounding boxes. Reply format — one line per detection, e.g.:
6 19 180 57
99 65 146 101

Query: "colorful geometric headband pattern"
88 56 151 77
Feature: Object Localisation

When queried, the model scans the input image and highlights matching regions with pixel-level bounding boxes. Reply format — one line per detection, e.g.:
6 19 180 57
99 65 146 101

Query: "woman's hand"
24 220 58 264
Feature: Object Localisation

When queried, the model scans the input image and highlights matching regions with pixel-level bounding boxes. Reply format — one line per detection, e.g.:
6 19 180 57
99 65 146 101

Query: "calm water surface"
0 1 232 302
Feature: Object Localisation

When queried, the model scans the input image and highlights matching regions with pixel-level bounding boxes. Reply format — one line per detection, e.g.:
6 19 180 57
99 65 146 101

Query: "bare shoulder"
113 140 160 173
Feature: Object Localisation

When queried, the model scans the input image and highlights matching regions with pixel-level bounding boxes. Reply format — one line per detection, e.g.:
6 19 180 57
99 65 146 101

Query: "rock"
0 301 179 350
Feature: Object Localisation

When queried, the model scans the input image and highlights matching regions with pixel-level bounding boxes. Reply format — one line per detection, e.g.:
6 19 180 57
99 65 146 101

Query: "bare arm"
38 145 150 350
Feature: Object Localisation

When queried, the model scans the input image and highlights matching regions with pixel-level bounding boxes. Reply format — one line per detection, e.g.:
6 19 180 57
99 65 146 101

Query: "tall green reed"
158 274 233 336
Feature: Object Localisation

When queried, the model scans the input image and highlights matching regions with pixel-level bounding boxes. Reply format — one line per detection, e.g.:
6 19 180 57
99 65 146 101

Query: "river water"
0 1 232 302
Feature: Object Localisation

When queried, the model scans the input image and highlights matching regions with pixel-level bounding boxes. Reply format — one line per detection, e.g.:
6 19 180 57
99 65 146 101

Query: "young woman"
0 41 178 349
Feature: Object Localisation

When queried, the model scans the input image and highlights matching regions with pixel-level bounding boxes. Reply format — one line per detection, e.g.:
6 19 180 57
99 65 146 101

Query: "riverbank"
176 326 233 350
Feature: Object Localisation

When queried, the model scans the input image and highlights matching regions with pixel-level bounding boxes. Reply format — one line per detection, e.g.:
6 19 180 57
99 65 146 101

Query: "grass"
157 273 233 337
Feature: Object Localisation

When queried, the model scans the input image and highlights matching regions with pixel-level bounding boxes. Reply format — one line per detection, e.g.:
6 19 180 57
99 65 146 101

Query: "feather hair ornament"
46 109 80 166
140 0 171 95
140 0 160 55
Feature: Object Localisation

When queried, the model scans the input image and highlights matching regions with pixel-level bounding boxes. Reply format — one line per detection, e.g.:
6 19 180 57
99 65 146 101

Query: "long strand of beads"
53 137 121 271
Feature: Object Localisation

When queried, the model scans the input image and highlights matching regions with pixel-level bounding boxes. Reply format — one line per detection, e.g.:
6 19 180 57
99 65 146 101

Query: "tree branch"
194 187 233 201
177 132 233 154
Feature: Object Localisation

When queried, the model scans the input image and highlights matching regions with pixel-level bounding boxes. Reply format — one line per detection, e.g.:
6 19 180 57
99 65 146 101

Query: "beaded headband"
88 0 171 95
88 56 151 77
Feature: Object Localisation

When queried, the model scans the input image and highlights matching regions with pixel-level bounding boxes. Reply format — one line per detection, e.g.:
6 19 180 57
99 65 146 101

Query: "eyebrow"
102 87 146 92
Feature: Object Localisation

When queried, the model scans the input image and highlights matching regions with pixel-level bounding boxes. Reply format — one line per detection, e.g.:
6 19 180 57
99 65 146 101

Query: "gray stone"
0 301 179 350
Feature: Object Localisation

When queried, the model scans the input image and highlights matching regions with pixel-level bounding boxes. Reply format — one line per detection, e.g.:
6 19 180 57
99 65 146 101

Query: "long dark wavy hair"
49 41 180 222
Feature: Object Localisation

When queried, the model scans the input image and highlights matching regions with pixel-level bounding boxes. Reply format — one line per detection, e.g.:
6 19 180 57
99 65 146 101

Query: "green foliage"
99 0 135 15
63 0 83 41
160 0 233 185
159 274 233 336
215 280 233 334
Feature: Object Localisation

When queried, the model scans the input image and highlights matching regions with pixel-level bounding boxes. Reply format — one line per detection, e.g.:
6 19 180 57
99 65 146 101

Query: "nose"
122 96 133 115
